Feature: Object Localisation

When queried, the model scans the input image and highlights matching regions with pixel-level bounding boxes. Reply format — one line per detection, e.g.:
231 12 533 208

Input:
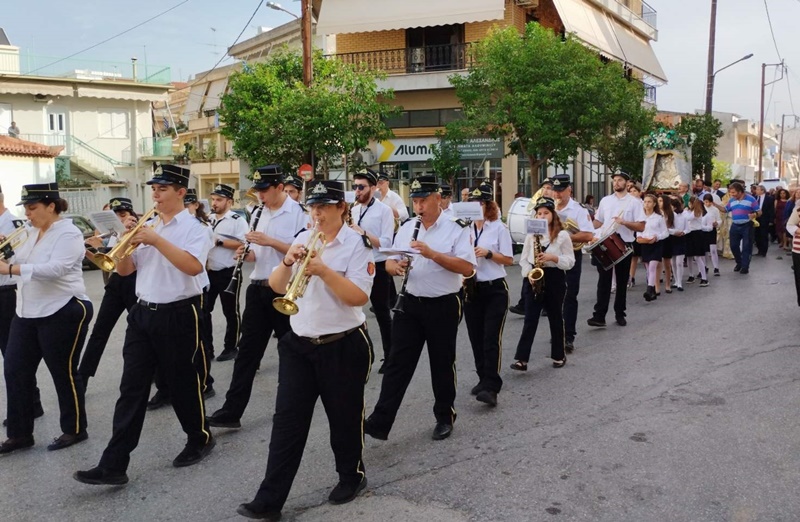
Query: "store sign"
376 137 504 163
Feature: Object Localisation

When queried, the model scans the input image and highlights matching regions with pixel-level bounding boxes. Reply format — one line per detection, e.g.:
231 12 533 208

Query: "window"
383 111 410 128
409 110 439 127
98 109 129 138
48 113 65 132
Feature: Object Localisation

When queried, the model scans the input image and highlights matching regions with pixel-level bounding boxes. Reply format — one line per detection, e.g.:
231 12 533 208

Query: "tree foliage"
428 131 464 184
449 23 650 190
711 159 733 185
219 49 399 176
594 107 658 182
673 113 723 180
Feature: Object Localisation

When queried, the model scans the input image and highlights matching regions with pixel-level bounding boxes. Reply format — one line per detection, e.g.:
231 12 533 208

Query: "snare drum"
584 232 632 271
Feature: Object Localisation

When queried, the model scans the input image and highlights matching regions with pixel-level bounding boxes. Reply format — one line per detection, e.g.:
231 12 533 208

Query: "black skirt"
632 236 642 257
670 235 687 257
640 241 664 263
704 229 717 247
662 236 674 258
686 230 706 257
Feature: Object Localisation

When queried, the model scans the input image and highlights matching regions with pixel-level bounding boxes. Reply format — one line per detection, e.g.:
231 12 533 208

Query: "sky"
3 0 800 124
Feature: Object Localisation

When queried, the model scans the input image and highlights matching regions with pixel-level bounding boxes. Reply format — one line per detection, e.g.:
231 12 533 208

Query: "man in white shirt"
365 175 476 442
205 183 248 362
376 173 409 224
552 174 595 352
350 169 395 372
282 174 304 203
587 172 645 328
439 183 454 215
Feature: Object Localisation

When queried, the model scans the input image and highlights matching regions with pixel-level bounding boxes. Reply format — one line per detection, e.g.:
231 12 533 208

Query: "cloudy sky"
3 0 800 123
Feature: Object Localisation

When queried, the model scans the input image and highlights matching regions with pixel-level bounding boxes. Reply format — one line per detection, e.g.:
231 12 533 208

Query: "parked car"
64 214 98 270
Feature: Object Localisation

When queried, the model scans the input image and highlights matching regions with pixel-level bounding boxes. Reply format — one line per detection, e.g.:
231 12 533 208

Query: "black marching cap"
17 182 59 206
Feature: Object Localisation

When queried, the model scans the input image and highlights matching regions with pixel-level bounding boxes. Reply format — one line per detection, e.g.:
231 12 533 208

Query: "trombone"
0 223 30 261
272 222 327 316
92 208 159 272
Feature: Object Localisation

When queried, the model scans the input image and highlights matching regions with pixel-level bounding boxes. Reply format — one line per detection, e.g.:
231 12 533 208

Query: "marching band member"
349 169 394 372
205 184 248 362
510 197 574 371
684 197 709 288
376 172 409 223
74 164 214 485
282 174 304 203
463 184 513 407
439 183 454 215
638 193 669 302
587 172 645 328
207 165 306 430
668 197 688 292
365 175 475 441
78 198 139 389
0 183 93 453
552 174 594 353
237 180 374 520
702 193 721 277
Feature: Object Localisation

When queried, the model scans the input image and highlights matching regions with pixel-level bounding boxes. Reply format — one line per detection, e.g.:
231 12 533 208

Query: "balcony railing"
2 52 172 85
328 42 475 75
640 1 658 30
633 79 657 105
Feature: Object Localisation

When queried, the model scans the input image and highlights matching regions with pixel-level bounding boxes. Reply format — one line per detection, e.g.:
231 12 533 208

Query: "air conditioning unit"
33 93 50 103
351 149 376 166
514 0 539 7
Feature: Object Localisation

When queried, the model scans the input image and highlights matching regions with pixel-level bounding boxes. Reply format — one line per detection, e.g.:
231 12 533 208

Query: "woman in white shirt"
658 195 676 294
638 194 669 301
684 196 710 287
702 194 721 277
669 198 688 291
463 185 513 408
511 197 575 371
0 183 93 454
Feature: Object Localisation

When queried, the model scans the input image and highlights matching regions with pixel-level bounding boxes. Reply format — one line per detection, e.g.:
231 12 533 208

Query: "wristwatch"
485 250 493 260
216 239 223 247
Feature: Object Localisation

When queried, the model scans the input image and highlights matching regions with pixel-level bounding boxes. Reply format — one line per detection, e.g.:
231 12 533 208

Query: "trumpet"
563 218 587 250
527 234 545 300
0 223 30 261
92 208 159 272
272 222 327 316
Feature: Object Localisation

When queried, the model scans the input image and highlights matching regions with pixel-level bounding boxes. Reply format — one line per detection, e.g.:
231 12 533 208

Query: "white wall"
0 156 57 218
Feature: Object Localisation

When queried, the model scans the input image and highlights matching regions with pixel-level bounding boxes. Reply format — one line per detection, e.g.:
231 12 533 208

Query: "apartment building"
712 111 781 184
0 30 173 212
317 0 666 211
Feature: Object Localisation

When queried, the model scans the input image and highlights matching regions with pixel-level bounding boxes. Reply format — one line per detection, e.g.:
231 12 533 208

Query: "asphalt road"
1 251 799 522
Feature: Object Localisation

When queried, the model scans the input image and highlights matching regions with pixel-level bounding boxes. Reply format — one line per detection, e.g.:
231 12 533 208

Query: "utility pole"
301 0 312 87
758 62 784 183
779 113 786 180
704 0 717 115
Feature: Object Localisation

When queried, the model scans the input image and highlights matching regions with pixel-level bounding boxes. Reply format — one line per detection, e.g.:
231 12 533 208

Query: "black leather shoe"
587 318 606 328
476 390 498 407
3 403 44 427
47 431 88 451
203 386 216 399
363 418 388 441
378 361 386 374
207 410 242 429
216 347 238 362
565 340 575 354
508 305 524 315
432 422 453 441
734 264 741 272
470 383 483 396
147 391 170 411
328 476 367 505
0 436 34 454
616 316 627 327
740 268 749 274
173 437 216 467
236 503 282 521
73 466 129 486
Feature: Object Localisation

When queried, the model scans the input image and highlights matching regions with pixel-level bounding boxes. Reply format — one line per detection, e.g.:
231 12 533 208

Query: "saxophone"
527 234 545 300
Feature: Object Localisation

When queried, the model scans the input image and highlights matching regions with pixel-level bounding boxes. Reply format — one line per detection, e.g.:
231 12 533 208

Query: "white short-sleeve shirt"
594 192 646 243
207 210 248 270
473 219 513 282
351 197 394 262
250 197 308 281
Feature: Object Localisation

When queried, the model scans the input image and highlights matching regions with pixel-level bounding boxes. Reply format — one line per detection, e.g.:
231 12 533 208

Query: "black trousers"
99 297 211 472
514 268 566 362
5 298 93 438
464 279 508 393
793 253 800 307
369 292 461 432
250 328 373 512
592 251 633 321
371 261 393 360
204 267 241 355
220 283 291 419
755 218 769 255
0 286 42 410
563 250 583 344
78 272 137 381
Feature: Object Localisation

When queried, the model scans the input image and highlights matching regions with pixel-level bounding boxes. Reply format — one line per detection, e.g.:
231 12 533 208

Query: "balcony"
121 137 175 163
1 51 171 85
593 0 658 40
328 42 474 76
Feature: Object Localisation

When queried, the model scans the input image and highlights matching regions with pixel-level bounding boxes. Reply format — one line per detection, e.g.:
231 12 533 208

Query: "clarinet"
391 217 422 314
224 204 265 295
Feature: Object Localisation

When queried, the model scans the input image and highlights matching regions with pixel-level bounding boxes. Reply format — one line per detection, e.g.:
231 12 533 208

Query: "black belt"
136 296 200 311
475 278 505 288
208 266 235 273
298 324 363 346
0 284 17 292
250 279 270 287
405 292 458 302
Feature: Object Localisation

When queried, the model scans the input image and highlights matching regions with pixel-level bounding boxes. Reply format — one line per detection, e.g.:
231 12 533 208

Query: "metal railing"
121 137 175 163
4 52 172 85
328 42 475 75
640 1 658 30
18 133 131 179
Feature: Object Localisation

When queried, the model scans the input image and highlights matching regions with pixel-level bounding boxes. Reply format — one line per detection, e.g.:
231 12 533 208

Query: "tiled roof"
0 136 63 158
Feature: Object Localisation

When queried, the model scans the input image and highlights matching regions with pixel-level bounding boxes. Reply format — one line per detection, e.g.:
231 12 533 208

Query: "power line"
763 0 783 62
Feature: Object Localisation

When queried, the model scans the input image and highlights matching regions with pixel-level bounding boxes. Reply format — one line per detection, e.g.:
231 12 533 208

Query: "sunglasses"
352 184 369 191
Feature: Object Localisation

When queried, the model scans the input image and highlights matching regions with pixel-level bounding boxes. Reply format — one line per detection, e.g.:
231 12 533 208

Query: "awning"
552 0 667 83
317 0 504 35
202 78 228 112
181 83 207 121
77 87 168 102
0 83 74 97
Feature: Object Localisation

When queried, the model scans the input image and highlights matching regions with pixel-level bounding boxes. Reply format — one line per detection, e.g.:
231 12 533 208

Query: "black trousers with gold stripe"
369 292 461 432
99 297 210 472
250 328 373 511
204 266 241 355
514 268 566 362
464 278 508 394
4 297 93 438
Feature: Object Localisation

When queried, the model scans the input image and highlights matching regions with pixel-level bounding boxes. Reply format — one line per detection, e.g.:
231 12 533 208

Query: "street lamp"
704 53 754 115
265 2 299 19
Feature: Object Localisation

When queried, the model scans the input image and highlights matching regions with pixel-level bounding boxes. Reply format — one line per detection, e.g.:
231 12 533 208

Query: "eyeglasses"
352 184 368 191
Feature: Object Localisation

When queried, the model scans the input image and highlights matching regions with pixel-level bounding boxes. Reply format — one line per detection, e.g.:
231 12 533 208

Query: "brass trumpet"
0 223 30 261
272 222 327 316
564 218 587 250
92 208 159 272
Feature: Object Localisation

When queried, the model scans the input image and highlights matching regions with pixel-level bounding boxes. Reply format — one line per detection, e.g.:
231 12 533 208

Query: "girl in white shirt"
637 194 669 301
669 198 688 291
511 197 575 371
684 197 709 287
702 194 721 276
659 195 676 294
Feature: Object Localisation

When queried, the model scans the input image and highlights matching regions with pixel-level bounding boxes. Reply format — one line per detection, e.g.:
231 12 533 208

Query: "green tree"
449 23 649 191
674 113 723 181
428 131 464 184
711 159 733 185
594 107 658 182
219 48 399 176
